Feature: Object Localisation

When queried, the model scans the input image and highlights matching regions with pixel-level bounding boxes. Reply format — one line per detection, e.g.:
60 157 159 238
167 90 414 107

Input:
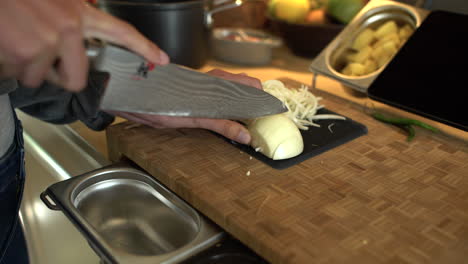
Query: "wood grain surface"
106 78 468 264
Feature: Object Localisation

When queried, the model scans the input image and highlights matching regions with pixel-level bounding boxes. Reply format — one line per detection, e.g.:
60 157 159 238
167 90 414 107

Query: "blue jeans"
0 110 29 264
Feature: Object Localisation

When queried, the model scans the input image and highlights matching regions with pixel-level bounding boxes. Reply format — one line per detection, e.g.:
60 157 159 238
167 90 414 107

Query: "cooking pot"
98 0 244 69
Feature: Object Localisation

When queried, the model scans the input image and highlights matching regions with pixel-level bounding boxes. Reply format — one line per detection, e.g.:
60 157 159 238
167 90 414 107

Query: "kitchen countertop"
69 45 466 159
105 74 468 264
67 44 468 264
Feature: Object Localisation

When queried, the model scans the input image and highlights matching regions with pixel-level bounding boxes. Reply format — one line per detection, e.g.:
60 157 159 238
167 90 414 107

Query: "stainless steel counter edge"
17 111 223 264
19 110 109 264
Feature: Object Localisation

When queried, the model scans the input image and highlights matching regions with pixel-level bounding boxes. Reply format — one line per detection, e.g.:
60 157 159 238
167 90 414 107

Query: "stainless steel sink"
18 111 223 264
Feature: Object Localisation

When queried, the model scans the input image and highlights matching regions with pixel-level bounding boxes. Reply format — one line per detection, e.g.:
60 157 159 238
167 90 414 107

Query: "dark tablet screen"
367 10 468 131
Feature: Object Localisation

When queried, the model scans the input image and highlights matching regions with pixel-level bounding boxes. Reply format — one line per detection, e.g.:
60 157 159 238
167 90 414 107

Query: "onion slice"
262 80 345 130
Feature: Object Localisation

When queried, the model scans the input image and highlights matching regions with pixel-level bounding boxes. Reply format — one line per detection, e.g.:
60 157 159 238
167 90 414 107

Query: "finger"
206 69 262 89
113 111 150 126
192 118 251 144
44 67 62 86
139 114 252 144
238 75 262 89
0 61 22 79
111 111 154 127
82 5 169 65
0 2 47 80
19 51 57 88
57 30 88 91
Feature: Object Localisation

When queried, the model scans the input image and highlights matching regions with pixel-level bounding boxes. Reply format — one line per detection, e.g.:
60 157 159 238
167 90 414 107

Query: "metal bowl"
309 0 430 93
41 164 223 264
268 15 344 59
211 27 282 66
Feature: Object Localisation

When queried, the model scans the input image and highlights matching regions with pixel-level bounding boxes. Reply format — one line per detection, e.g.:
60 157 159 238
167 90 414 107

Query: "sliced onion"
262 80 345 130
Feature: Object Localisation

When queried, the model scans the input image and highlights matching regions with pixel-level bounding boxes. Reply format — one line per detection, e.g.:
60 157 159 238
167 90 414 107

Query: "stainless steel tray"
41 164 223 264
309 0 430 93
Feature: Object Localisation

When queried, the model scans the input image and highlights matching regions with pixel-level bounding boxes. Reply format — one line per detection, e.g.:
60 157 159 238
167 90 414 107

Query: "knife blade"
89 43 287 120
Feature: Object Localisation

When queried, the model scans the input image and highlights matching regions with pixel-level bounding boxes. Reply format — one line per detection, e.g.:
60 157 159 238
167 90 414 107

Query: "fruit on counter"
340 20 415 77
305 8 326 24
268 0 366 25
327 0 367 24
247 114 304 160
274 0 311 23
267 0 279 18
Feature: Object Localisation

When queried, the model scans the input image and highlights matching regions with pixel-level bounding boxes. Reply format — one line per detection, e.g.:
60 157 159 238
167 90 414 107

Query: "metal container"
41 164 223 264
211 27 282 65
267 15 344 59
98 0 243 69
309 0 430 93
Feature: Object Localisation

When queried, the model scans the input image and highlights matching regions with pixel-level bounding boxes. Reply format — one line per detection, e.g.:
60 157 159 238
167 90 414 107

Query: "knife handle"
43 40 141 87
85 40 146 73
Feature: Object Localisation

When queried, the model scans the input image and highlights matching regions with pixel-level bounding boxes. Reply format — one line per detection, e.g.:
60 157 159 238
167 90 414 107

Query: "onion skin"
247 114 304 160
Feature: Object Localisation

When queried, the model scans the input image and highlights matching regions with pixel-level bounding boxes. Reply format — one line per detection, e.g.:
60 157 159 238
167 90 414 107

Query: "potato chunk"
352 45 373 63
373 32 401 50
375 20 398 39
340 20 414 77
352 28 376 50
399 24 414 41
342 63 366 76
363 59 377 74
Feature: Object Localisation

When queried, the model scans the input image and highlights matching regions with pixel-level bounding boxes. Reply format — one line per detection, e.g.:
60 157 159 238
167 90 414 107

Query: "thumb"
193 118 251 145
82 4 169 65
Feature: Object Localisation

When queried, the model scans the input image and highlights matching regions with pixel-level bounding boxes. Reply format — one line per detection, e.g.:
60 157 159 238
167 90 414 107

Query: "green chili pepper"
371 113 439 133
371 112 439 142
400 125 415 142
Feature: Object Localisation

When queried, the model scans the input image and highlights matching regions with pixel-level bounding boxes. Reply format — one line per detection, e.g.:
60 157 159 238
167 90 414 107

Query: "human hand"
111 69 262 144
0 0 169 92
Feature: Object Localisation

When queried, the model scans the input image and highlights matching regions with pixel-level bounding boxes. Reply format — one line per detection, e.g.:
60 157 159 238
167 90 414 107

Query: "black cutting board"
215 109 367 170
367 10 468 131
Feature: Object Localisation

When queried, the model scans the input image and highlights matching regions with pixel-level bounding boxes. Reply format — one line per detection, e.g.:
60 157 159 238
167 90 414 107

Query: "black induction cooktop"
180 235 269 264
367 10 468 131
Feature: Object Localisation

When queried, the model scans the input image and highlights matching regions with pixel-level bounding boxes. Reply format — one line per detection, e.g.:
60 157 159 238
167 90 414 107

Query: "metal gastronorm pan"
309 0 430 93
41 164 223 264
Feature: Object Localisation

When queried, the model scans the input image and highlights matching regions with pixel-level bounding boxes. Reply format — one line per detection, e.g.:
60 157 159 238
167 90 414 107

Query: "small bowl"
268 15 345 58
211 27 282 66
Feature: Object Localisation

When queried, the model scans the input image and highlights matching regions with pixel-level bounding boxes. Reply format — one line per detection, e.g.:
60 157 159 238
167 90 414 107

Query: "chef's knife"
87 42 287 120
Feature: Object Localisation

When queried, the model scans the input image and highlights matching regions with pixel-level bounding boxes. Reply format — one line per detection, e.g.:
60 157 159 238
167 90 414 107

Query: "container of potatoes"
309 0 429 93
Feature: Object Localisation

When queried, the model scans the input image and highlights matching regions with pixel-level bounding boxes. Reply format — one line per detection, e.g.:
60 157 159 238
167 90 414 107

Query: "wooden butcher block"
106 78 468 264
